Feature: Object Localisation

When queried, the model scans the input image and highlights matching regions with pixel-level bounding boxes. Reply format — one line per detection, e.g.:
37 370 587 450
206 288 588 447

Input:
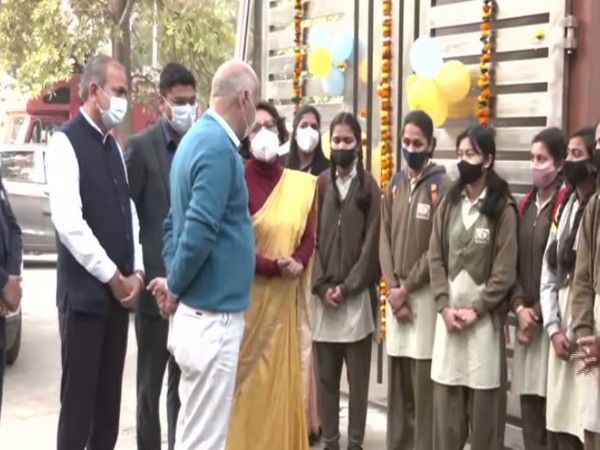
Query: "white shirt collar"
336 163 357 181
205 108 241 147
462 187 487 206
79 107 114 144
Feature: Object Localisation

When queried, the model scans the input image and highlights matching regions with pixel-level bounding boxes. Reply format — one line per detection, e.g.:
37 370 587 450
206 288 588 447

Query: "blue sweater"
163 113 255 312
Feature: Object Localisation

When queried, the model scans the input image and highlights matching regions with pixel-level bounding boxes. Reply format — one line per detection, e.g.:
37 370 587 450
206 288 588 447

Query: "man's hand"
331 285 345 304
517 306 540 333
573 336 600 374
108 270 129 300
119 273 144 309
441 307 463 333
148 277 178 319
2 275 22 312
551 331 573 361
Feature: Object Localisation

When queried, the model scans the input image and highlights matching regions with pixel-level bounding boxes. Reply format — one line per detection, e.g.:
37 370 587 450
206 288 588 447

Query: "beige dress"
431 194 502 389
580 296 600 434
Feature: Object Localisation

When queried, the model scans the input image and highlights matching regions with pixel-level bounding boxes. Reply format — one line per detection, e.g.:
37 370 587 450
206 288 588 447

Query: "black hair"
448 124 512 220
328 112 371 214
569 126 596 158
521 127 567 214
159 62 196 95
547 126 596 272
286 105 329 173
256 100 289 145
401 110 437 154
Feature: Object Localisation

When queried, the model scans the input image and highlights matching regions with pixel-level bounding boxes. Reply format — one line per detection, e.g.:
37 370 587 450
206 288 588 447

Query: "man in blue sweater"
149 60 257 450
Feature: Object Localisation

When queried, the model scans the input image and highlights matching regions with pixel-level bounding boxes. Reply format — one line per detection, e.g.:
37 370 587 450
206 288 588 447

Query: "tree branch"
117 0 135 28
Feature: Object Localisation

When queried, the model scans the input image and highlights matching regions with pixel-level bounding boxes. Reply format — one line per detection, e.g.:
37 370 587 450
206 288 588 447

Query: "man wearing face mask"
125 62 197 450
147 60 258 450
46 54 145 450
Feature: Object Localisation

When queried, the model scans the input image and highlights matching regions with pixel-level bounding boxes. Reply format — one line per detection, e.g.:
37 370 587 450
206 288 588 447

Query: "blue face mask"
402 147 429 171
99 87 128 128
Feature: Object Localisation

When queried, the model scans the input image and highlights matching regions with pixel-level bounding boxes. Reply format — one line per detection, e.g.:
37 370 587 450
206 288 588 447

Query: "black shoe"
308 431 321 446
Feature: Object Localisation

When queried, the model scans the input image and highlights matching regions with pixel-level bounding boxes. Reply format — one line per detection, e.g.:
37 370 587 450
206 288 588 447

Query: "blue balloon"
322 68 345 97
331 30 355 63
409 36 444 79
309 24 330 49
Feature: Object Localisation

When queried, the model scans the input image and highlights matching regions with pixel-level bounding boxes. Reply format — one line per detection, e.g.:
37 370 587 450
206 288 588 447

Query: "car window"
0 151 46 184
30 120 60 144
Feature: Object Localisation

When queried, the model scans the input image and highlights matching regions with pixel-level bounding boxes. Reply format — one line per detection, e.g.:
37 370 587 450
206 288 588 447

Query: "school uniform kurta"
429 189 518 450
379 162 451 450
571 193 600 447
312 166 380 450
540 193 585 443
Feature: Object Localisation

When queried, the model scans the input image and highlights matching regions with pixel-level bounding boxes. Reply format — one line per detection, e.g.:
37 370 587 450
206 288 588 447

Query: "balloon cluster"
406 36 472 128
307 24 355 97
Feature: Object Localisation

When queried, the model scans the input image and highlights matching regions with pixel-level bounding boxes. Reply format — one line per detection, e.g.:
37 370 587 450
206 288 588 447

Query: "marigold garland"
292 0 304 111
379 0 393 341
477 0 494 125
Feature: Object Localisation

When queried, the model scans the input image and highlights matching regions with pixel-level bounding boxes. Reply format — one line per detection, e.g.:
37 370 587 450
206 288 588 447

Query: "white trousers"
167 302 244 450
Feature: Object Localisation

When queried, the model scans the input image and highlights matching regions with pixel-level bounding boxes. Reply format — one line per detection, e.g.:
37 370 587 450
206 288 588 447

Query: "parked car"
0 144 55 254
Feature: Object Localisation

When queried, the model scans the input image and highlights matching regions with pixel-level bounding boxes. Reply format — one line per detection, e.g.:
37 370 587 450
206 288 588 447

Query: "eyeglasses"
253 121 277 133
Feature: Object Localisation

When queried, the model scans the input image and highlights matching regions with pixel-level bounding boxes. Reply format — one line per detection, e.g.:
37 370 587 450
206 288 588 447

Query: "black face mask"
457 160 485 184
593 149 600 173
563 160 591 187
402 147 429 171
331 149 356 169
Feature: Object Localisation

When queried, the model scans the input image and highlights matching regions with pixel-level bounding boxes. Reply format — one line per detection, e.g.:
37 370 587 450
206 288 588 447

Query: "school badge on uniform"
416 203 430 220
475 227 490 244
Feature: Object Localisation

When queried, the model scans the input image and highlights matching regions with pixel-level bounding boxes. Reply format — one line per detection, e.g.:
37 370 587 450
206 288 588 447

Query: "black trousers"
57 305 129 450
135 313 180 450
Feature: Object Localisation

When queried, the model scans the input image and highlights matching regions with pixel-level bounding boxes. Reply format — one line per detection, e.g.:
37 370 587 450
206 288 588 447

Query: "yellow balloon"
423 99 449 128
407 77 438 111
359 58 381 83
308 48 334 78
435 60 471 103
405 74 419 92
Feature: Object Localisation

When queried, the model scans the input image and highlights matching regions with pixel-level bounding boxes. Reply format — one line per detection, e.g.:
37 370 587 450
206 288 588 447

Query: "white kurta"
386 286 437 359
546 286 584 441
512 330 550 397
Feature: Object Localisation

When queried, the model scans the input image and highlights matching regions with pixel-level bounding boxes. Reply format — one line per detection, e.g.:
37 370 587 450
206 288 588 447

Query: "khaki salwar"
521 395 548 450
585 432 600 450
386 357 433 450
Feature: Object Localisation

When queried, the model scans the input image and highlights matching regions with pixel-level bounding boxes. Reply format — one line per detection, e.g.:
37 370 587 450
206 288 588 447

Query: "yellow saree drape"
226 169 317 450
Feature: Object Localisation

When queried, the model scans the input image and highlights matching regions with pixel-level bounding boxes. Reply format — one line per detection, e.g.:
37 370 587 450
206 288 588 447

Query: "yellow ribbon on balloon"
308 48 334 78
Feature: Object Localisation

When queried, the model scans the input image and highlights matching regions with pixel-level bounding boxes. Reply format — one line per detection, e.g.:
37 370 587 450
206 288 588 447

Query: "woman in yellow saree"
225 102 316 450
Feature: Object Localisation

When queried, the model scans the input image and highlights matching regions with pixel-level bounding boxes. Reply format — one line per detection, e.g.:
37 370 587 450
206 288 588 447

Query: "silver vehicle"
0 144 54 365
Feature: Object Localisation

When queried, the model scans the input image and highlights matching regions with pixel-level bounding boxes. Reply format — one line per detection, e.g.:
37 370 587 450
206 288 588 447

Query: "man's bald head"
211 60 259 103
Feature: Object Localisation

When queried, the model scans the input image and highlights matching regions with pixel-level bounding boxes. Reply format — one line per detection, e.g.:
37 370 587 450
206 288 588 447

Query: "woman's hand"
441 307 464 333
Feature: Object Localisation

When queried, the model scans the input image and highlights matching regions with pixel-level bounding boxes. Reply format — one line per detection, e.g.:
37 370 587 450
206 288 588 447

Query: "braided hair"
329 112 371 214
546 126 596 272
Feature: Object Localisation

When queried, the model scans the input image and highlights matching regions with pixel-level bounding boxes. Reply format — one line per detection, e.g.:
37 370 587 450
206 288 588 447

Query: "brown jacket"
312 171 380 299
510 193 557 318
379 163 452 291
429 190 518 319
571 193 600 339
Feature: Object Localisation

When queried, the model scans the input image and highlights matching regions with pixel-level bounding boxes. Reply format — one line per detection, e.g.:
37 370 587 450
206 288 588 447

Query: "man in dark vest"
125 62 197 450
0 177 23 425
46 54 145 450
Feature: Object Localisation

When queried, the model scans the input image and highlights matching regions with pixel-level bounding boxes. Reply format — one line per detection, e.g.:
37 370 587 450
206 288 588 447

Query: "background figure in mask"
225 100 317 450
429 125 517 450
286 104 330 175
541 127 598 450
46 54 145 450
571 121 600 450
148 60 257 450
125 62 198 450
510 127 567 450
380 111 452 450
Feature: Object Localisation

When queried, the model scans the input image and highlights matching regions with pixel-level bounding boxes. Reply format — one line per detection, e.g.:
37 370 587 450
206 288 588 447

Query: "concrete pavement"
1 262 387 449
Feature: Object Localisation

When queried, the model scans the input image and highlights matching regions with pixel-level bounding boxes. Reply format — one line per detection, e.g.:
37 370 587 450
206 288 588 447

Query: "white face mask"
99 88 128 128
168 102 196 135
295 127 320 154
250 128 280 162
